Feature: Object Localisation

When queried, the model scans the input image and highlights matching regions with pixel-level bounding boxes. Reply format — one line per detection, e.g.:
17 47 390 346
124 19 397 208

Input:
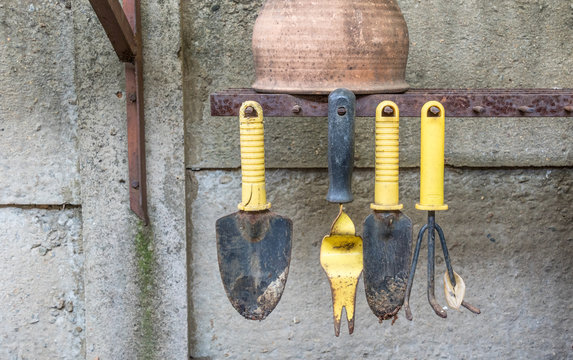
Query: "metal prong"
333 306 342 337
348 312 355 335
427 213 447 318
404 224 427 321
436 223 481 315
462 300 481 314
435 223 456 287
329 277 359 336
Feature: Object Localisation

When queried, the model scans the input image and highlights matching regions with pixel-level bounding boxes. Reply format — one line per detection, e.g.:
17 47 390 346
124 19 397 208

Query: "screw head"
244 106 254 116
337 107 347 116
429 106 440 115
383 106 394 115
518 106 534 113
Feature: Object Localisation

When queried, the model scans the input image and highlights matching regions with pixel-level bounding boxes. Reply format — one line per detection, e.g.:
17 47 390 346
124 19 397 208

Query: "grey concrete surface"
183 0 573 359
189 116 573 169
73 1 141 357
0 1 80 205
0 2 84 359
74 0 186 359
190 168 573 359
0 208 84 359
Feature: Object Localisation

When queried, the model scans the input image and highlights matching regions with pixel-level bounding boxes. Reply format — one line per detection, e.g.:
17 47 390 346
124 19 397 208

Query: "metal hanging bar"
210 88 573 118
89 0 148 224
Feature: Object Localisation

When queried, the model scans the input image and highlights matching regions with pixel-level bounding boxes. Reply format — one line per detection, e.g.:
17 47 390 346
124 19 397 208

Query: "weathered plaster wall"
0 0 80 205
1 0 186 358
0 1 84 358
0 208 84 359
183 0 573 359
190 169 572 359
74 0 186 359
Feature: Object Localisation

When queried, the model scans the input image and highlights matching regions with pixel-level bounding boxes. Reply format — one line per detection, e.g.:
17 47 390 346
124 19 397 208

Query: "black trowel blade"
216 210 292 320
363 211 412 322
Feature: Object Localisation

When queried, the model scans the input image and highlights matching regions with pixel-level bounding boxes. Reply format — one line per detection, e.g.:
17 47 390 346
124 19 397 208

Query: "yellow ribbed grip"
237 101 271 211
371 101 403 211
416 101 448 211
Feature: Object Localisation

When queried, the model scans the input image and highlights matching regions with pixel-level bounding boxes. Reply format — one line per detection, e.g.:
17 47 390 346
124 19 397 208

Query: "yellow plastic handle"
371 101 403 211
237 101 271 211
416 101 448 211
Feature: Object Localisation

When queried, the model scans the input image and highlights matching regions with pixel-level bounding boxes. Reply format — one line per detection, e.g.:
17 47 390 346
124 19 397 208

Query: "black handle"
326 88 356 204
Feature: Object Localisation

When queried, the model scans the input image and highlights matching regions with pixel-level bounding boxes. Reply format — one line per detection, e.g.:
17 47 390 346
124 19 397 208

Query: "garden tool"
362 101 412 324
320 88 363 336
403 101 480 320
216 101 293 320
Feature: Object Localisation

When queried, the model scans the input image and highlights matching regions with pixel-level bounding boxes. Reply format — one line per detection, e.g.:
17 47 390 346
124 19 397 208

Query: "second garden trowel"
362 101 412 323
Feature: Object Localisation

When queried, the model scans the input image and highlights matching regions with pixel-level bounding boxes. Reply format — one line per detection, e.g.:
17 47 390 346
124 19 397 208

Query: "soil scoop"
216 101 293 320
362 101 412 323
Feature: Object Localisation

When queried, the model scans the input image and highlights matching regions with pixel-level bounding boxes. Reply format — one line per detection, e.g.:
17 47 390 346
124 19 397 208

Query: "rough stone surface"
190 168 573 359
74 0 186 359
0 208 84 359
0 1 80 204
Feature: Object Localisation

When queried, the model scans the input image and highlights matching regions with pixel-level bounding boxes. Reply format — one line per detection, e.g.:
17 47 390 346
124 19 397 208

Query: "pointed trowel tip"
405 305 413 321
333 317 341 337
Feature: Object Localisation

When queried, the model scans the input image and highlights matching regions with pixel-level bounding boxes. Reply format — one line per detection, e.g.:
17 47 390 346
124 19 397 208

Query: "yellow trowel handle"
238 101 271 211
416 101 448 211
371 101 403 211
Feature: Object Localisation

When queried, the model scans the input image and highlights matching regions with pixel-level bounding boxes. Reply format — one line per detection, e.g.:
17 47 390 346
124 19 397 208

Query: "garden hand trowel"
362 101 412 323
216 101 292 320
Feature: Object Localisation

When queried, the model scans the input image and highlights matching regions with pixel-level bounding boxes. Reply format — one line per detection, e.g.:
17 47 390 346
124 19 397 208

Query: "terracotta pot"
252 0 409 94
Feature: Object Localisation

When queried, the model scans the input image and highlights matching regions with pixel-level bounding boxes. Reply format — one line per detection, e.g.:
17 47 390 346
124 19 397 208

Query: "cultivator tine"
427 213 447 318
405 212 481 320
404 224 426 321
436 223 480 315
435 223 455 284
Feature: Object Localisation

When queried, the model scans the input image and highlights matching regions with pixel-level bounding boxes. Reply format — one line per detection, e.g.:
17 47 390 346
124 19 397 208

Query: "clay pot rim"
252 82 410 95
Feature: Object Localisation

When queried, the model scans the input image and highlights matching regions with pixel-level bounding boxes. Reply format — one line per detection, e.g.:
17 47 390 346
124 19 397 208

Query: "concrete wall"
74 0 186 358
1 0 186 359
183 0 573 359
0 1 84 358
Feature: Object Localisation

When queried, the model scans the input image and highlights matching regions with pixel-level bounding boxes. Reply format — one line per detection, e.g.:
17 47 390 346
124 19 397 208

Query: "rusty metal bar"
90 0 148 223
210 88 573 117
89 0 137 62
123 0 148 224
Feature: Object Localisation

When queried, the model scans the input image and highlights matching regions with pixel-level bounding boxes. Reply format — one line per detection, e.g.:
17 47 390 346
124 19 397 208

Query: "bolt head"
429 106 440 115
244 106 254 116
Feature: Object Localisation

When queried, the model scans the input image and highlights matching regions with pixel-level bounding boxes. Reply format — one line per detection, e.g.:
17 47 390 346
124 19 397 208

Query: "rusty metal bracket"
89 0 148 224
210 88 573 118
